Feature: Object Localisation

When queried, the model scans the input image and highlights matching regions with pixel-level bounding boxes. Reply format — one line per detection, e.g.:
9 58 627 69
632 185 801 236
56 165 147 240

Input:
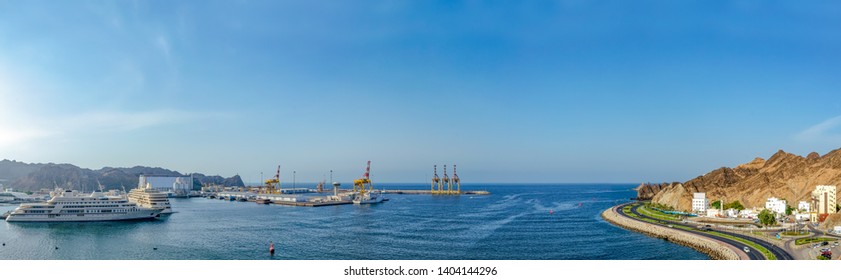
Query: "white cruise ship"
127 184 174 214
5 189 163 222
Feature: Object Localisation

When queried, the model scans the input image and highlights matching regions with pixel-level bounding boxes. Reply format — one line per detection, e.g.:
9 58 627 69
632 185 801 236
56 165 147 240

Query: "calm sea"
0 184 707 260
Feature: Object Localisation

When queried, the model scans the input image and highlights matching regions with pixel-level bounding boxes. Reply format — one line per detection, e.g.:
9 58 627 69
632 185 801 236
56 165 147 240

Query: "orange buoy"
269 242 275 255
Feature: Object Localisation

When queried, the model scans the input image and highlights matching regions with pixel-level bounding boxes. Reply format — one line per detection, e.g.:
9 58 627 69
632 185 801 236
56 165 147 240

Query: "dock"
380 190 490 195
271 200 353 207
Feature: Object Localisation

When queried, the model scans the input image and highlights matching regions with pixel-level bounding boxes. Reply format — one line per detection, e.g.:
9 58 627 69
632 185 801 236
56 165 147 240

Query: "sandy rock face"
642 149 841 212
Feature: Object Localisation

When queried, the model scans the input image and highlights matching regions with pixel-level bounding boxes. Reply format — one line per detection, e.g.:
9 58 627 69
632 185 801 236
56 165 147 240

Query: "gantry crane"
353 161 373 195
264 165 281 194
442 165 451 195
431 165 441 194
452 165 460 195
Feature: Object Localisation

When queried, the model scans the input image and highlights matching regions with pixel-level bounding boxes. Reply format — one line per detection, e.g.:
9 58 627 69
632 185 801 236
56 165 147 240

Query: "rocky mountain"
0 159 244 192
640 149 841 213
635 182 679 200
0 160 45 183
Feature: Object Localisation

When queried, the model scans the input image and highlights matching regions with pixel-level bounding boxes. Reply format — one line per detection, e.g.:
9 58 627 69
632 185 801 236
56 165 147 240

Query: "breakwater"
601 205 741 260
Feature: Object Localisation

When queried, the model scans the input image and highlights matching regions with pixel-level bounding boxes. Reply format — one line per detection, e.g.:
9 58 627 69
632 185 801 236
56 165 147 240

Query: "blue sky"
0 1 840 183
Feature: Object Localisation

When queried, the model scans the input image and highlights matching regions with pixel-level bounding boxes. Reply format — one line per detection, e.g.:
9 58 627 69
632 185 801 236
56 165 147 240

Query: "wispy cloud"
795 115 841 142
0 109 227 149
156 35 172 62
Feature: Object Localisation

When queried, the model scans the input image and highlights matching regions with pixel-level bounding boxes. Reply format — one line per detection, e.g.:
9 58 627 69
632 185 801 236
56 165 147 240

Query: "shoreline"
601 205 744 260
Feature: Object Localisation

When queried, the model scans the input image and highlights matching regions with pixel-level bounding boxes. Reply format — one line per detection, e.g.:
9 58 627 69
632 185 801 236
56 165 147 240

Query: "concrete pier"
271 200 353 207
380 190 490 195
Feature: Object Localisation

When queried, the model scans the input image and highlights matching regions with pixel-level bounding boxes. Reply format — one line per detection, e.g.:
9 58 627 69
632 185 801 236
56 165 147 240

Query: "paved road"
617 203 794 260
614 203 762 260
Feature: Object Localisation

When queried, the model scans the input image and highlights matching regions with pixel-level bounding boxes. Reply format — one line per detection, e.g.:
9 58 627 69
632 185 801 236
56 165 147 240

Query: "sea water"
0 184 707 260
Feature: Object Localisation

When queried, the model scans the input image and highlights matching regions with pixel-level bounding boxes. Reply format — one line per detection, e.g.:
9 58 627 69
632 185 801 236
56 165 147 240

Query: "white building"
692 192 709 213
725 208 739 218
739 209 758 219
706 208 721 218
812 185 837 215
795 213 810 221
138 175 193 194
765 197 787 215
798 201 810 212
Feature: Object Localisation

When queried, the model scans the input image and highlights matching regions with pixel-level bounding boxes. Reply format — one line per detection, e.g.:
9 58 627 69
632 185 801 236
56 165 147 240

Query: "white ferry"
5 189 163 222
127 184 174 214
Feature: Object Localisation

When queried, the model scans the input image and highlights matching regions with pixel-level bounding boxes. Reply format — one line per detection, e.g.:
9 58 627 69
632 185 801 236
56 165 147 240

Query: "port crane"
431 165 441 194
264 165 281 194
353 161 373 196
452 165 460 195
442 165 451 195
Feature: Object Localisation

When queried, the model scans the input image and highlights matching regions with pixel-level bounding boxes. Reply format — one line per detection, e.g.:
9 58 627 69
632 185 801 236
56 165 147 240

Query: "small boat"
237 197 248 202
353 191 384 204
256 198 271 204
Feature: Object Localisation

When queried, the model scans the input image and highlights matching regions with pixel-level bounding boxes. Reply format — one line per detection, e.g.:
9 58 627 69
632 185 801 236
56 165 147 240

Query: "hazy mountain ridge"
0 159 244 191
640 149 841 213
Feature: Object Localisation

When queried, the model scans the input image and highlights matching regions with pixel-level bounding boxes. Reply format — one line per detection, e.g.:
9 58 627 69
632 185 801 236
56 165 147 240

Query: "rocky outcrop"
649 148 841 211
819 213 841 230
635 182 673 200
601 206 741 260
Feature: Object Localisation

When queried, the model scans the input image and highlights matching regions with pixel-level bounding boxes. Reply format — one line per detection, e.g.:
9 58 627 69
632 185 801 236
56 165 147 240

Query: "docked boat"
353 191 384 204
5 189 163 222
127 184 174 214
255 198 272 204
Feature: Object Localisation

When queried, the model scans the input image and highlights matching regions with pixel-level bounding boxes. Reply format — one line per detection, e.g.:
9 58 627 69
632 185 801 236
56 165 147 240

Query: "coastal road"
616 203 794 260
614 203 762 260
626 204 793 260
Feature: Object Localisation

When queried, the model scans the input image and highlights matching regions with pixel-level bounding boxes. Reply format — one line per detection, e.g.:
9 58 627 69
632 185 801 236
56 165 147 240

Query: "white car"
743 247 750 253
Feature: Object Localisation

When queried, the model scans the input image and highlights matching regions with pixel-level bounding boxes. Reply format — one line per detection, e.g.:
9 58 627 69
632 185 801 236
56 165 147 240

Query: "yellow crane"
452 165 460 195
442 165 451 194
431 165 440 194
353 161 373 195
264 165 281 194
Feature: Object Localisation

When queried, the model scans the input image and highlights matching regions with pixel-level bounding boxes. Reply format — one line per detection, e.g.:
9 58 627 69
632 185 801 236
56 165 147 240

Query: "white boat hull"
353 194 384 204
5 208 162 222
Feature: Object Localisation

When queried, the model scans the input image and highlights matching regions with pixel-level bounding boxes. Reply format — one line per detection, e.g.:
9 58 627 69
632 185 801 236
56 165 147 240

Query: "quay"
271 200 353 207
380 190 490 195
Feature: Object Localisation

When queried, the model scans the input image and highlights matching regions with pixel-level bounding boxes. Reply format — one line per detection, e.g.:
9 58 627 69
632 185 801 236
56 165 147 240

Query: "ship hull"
5 209 162 222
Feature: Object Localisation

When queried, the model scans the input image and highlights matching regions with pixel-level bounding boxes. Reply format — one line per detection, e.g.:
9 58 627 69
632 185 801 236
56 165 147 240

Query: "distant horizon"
2 2 840 183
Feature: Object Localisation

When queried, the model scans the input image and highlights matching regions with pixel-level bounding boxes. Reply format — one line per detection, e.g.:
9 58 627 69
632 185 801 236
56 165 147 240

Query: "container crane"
353 161 373 195
452 165 461 195
442 165 451 195
431 165 441 194
264 165 281 194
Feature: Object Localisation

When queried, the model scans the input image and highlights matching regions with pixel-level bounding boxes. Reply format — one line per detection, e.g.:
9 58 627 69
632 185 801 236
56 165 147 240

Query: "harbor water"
0 184 707 260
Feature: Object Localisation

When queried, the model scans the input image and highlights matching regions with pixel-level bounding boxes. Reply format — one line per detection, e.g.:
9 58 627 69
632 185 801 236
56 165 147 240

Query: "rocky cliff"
635 182 679 200
641 149 841 212
0 160 244 192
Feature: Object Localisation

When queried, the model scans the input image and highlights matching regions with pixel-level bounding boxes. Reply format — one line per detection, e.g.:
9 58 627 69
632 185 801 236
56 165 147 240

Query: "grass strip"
630 203 777 260
795 237 837 246
638 205 682 221
703 231 776 260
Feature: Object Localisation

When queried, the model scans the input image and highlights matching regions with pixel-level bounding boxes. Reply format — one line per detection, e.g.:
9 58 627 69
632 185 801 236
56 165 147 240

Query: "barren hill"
643 149 841 212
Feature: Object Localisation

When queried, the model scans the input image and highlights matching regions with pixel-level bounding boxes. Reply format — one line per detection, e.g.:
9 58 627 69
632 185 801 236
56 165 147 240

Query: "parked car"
821 241 829 246
743 247 750 253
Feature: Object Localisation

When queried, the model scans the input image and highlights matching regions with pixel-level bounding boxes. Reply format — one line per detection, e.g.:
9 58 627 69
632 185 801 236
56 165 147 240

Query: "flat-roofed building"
692 192 709 213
